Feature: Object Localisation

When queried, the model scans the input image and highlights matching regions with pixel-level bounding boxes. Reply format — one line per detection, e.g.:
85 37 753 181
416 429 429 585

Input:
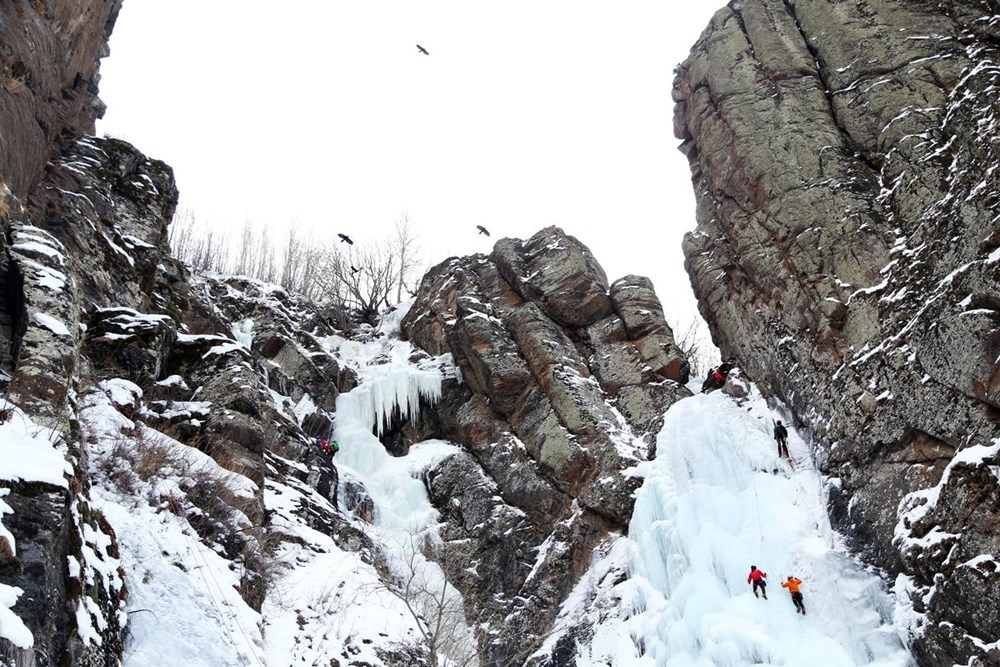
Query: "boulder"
491 226 613 327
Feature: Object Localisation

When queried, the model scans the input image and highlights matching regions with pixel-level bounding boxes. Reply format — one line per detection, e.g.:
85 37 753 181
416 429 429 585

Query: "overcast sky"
97 1 721 333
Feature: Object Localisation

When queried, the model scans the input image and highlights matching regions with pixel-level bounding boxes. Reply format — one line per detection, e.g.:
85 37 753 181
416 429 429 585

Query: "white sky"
97 1 721 331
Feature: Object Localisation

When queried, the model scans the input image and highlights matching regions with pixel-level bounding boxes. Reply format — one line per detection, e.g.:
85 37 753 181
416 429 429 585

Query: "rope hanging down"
742 420 766 563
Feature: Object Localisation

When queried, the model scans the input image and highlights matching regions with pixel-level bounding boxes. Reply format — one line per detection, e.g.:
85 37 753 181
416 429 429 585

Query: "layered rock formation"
2 6 693 654
401 227 690 663
0 0 122 199
0 5 363 654
675 2 1000 664
0 126 370 662
1 3 127 664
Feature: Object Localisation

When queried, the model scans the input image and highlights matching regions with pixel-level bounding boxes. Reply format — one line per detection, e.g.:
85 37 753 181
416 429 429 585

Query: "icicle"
342 362 442 437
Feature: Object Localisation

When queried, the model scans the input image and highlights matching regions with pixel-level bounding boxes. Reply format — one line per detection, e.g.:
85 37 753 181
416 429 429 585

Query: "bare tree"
190 228 230 274
167 210 417 325
280 224 303 291
670 315 715 379
381 536 478 667
256 230 277 283
235 218 270 277
343 241 398 324
395 212 420 302
310 244 348 303
168 207 200 266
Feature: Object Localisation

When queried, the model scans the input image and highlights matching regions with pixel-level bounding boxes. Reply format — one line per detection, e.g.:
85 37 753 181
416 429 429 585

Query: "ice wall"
625 390 913 667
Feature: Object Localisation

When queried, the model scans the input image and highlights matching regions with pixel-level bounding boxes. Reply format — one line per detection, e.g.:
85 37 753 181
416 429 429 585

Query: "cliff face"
401 227 691 663
675 1 1000 664
0 4 693 659
0 0 122 199
0 127 368 663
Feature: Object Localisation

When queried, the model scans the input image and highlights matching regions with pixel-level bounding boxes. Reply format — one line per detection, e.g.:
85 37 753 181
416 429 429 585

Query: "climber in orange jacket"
781 576 806 614
748 565 768 599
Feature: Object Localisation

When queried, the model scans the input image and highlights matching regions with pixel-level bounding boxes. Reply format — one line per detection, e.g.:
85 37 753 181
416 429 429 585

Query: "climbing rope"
175 515 266 667
742 419 767 564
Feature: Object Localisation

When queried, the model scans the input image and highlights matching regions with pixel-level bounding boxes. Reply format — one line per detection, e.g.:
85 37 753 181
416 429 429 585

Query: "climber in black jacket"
774 419 790 458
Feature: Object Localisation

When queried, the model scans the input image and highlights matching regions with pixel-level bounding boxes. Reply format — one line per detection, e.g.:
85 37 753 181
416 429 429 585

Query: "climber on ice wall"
773 419 790 459
701 361 734 393
748 565 768 599
782 576 807 614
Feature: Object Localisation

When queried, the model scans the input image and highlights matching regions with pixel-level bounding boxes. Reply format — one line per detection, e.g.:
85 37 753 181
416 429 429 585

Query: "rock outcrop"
675 2 1000 664
401 226 691 663
0 0 122 199
1 127 364 662
3 2 691 664
0 4 133 663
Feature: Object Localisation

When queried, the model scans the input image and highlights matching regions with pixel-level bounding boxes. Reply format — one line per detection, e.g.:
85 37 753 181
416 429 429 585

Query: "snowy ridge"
545 387 913 666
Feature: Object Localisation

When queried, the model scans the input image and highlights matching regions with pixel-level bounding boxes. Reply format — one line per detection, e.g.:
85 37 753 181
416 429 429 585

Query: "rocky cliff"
0 135 691 664
11 0 1000 663
0 124 380 663
0 6 691 662
675 1 1000 664
400 228 690 663
0 0 121 200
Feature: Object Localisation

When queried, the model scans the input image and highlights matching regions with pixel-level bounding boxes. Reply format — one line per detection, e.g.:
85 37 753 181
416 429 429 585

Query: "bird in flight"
417 44 429 55
350 265 360 274
476 225 490 237
338 233 354 245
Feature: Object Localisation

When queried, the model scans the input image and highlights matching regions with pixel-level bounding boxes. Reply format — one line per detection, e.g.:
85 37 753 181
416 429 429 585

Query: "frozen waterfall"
621 389 913 667
331 312 452 529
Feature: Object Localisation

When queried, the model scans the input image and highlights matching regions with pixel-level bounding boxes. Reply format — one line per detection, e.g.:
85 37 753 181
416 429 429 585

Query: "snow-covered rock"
675 2 1000 663
400 227 692 662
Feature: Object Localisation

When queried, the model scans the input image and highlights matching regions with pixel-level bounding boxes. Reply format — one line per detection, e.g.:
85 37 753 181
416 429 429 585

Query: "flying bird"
350 265 360 274
338 233 354 245
476 225 490 237
416 44 429 55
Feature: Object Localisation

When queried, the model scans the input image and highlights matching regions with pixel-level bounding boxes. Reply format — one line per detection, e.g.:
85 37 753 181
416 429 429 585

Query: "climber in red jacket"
748 565 768 599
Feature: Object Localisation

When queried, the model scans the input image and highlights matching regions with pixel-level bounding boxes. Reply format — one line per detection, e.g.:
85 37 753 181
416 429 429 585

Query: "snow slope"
567 386 914 666
81 387 265 667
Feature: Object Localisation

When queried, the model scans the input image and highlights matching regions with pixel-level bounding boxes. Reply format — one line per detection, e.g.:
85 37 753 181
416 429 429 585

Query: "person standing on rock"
773 419 790 459
329 440 340 457
781 576 806 614
748 565 768 599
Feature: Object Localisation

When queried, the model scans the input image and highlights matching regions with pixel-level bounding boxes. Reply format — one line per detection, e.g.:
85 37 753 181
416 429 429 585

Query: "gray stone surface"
401 226 690 663
676 2 1000 663
0 0 122 198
